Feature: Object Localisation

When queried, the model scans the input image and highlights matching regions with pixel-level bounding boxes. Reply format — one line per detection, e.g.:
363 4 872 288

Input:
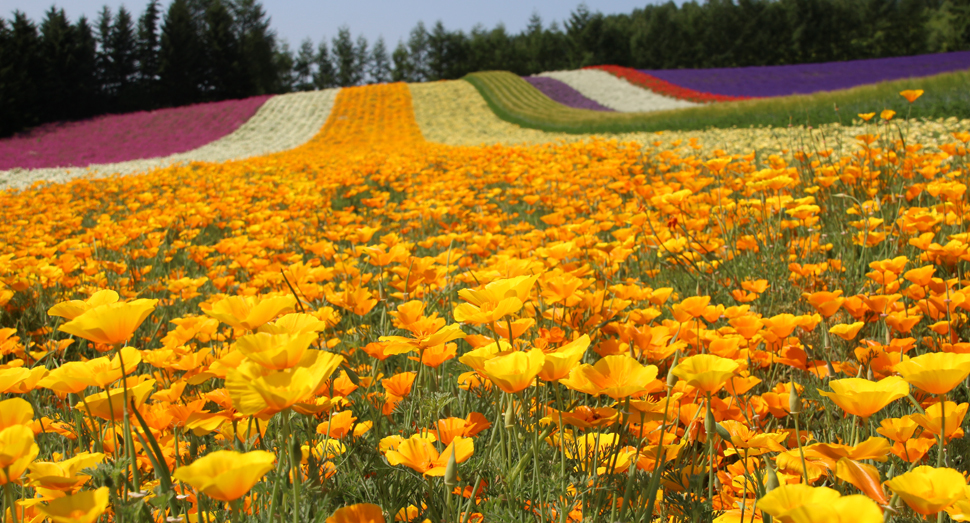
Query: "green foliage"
464 69 970 134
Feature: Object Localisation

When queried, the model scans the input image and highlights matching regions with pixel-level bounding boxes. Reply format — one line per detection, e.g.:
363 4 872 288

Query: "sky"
0 1 671 49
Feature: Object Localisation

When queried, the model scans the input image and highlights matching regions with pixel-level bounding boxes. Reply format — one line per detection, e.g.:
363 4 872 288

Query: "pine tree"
232 0 279 94
159 0 203 106
293 37 316 90
332 26 360 86
40 7 84 121
369 36 391 84
74 16 100 116
407 22 429 81
204 0 243 99
0 12 43 135
109 6 138 109
314 40 336 88
136 0 161 107
390 40 412 82
95 6 113 96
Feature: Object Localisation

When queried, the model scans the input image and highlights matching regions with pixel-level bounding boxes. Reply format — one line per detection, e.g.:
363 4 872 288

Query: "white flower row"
537 69 698 113
0 88 340 192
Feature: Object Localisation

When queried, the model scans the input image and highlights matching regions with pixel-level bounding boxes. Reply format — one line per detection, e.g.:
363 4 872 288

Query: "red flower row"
586 65 755 104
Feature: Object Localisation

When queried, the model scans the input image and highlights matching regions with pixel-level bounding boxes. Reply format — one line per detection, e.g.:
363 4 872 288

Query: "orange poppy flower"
203 295 297 331
35 487 110 523
480 349 545 393
384 433 473 477
671 354 739 393
47 289 119 320
58 298 158 345
538 334 590 382
900 90 924 103
817 376 909 419
173 450 276 502
759 484 883 523
327 503 385 523
0 424 39 484
909 401 968 441
894 352 970 395
560 354 660 399
885 465 967 516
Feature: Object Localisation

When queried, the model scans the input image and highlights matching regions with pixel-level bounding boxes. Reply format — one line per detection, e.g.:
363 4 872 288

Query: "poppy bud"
504 398 515 428
705 406 715 435
765 459 779 492
714 422 731 441
443 447 458 487
788 383 801 415
666 351 680 389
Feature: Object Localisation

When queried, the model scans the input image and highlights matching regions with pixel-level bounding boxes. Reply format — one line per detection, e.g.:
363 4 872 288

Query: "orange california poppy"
384 434 473 477
480 349 545 393
58 299 158 345
817 376 909 419
671 354 739 393
894 352 970 395
173 450 276 502
560 354 660 399
538 334 590 382
885 465 967 516
327 503 385 523
35 487 110 523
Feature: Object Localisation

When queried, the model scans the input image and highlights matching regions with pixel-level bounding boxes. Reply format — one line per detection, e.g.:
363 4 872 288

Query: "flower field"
1 71 970 523
522 77 615 112
535 70 698 113
0 96 272 171
640 50 970 98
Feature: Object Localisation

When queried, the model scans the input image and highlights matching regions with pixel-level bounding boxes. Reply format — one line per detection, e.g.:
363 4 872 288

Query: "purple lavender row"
642 50 970 98
0 95 272 170
523 76 615 111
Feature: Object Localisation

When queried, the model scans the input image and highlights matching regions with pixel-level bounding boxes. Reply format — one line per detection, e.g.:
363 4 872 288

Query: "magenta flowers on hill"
0 95 272 170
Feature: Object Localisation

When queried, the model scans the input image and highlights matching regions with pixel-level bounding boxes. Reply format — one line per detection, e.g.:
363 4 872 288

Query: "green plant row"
463 69 970 133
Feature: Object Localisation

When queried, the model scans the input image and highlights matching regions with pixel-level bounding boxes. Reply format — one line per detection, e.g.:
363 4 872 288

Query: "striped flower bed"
641 50 970 98
537 69 697 112
522 76 614 111
588 65 752 103
0 90 339 191
0 95 272 170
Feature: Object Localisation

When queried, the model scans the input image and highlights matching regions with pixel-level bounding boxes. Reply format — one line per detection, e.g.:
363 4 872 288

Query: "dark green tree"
108 6 138 109
314 40 336 88
332 26 363 86
159 0 203 106
369 36 391 83
293 37 315 90
0 12 43 135
204 0 244 99
136 0 161 107
232 0 281 94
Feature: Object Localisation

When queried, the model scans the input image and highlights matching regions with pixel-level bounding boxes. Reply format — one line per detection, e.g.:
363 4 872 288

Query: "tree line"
2 0 969 137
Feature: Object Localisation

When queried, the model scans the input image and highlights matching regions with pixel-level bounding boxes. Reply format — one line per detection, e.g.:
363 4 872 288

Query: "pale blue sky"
1 1 673 49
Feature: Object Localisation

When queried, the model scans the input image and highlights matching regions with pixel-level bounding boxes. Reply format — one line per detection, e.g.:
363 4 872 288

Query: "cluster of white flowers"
538 70 698 113
0 89 339 192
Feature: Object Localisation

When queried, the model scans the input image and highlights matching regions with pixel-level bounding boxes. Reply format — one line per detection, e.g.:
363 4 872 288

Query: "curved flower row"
537 69 699 112
0 95 272 171
0 89 339 191
521 76 615 111
588 65 753 103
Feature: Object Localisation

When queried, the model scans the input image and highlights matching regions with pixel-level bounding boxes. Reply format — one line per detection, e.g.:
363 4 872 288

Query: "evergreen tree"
109 6 138 109
273 40 296 92
95 6 113 95
407 22 429 81
204 0 243 99
390 40 411 82
0 12 43 135
74 16 100 116
293 37 316 90
136 0 161 107
159 0 203 106
332 26 361 86
369 36 391 83
40 7 85 121
355 34 370 83
232 0 280 94
314 40 336 88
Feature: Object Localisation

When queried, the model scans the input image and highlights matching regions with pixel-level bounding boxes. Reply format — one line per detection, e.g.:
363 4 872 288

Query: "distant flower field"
1 56 970 523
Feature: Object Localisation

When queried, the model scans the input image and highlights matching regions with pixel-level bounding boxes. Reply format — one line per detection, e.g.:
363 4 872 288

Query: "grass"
464 68 970 133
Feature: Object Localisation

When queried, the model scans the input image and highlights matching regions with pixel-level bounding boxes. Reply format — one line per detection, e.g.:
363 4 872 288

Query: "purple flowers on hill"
0 95 272 170
523 77 615 111
643 51 970 98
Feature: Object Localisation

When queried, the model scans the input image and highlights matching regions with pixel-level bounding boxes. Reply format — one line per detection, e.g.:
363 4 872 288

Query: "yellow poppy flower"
538 334 589 382
759 483 883 523
0 424 39 484
900 89 924 103
35 486 110 523
58 298 158 345
236 331 319 370
76 378 156 421
909 401 968 441
894 352 970 395
226 349 343 415
384 433 473 476
671 354 740 393
480 348 545 393
27 452 105 491
203 294 297 331
47 290 119 320
173 450 276 502
817 376 909 419
0 397 33 430
885 465 967 516
560 354 659 399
